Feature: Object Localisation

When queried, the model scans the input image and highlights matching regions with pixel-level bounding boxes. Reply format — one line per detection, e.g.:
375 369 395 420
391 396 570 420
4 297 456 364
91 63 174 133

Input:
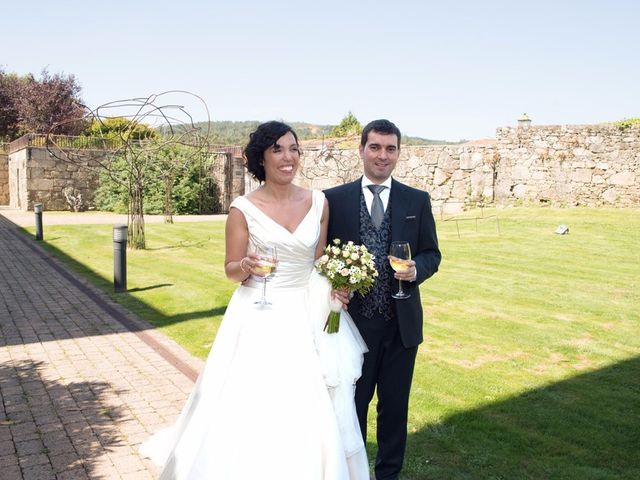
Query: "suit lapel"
327 180 361 243
342 179 363 240
390 179 411 241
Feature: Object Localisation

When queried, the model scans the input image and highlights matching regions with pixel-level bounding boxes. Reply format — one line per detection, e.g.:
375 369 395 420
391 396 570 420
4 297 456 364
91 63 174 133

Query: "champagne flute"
253 244 277 306
389 241 412 299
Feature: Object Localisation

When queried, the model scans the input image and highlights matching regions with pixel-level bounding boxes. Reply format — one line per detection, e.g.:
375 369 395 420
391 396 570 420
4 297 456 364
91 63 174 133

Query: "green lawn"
29 220 234 358
25 206 640 479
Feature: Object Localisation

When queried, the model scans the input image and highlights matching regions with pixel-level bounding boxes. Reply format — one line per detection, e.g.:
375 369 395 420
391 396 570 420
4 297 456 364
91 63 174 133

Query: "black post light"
113 224 128 292
34 203 43 241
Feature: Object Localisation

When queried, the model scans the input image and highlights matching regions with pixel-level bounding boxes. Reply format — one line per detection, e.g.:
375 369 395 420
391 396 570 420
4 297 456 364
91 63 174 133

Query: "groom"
325 119 441 480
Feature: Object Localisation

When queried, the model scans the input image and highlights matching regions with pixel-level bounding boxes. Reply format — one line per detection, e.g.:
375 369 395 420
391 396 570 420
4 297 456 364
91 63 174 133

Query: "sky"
3 0 639 141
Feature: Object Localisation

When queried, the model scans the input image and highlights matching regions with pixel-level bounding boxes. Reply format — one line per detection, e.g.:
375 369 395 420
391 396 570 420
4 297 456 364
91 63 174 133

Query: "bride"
140 121 369 479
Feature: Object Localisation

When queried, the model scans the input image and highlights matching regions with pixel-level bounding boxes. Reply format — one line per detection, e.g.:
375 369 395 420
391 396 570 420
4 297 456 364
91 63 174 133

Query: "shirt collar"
361 175 392 191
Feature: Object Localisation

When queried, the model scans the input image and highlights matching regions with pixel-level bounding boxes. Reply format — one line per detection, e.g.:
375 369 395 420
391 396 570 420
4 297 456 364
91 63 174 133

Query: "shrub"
613 118 640 130
94 158 221 215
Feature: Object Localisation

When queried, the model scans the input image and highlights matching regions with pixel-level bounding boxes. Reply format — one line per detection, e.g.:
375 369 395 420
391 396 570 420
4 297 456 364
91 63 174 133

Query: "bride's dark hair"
243 121 299 182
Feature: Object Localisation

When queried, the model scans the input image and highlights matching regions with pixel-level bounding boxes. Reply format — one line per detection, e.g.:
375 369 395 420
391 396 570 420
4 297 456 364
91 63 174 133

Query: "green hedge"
94 160 221 215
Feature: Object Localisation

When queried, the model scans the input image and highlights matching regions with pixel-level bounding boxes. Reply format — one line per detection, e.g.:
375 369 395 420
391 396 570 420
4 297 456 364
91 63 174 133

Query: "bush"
94 159 221 215
330 112 362 137
94 159 129 213
613 118 640 130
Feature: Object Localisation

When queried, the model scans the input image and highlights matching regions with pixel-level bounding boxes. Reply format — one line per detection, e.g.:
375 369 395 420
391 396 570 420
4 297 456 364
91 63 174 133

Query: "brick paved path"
0 215 202 479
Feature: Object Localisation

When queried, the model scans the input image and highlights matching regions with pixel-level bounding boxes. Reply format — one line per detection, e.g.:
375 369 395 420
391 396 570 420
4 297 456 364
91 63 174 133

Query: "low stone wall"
297 123 639 210
208 152 245 212
4 123 638 212
496 124 639 206
297 144 498 213
7 149 26 209
0 153 8 204
8 147 102 211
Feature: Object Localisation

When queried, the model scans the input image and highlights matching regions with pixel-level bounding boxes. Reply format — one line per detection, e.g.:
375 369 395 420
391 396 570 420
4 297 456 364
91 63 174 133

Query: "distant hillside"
184 121 333 145
178 120 464 146
403 135 466 145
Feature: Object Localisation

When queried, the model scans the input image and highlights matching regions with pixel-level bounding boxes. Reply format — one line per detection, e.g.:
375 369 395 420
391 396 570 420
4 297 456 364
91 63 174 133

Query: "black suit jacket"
324 178 441 348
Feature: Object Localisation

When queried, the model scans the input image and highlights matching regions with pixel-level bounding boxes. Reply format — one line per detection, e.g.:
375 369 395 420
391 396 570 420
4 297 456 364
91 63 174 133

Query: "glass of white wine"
253 244 278 307
389 241 411 299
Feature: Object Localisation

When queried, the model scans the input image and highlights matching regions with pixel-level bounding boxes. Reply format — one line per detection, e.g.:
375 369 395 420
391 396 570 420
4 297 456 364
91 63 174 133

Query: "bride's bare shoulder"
293 185 314 201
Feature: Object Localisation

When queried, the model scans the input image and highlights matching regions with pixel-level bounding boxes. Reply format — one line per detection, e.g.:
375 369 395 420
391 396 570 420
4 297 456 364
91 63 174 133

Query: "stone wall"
297 144 498 213
297 123 639 210
4 123 638 211
495 124 639 206
207 152 245 212
7 148 27 209
6 144 242 213
0 153 8 204
8 147 102 211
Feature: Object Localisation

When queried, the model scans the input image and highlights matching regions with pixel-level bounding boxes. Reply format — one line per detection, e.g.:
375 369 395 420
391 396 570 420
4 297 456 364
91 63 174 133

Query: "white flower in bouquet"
315 238 378 333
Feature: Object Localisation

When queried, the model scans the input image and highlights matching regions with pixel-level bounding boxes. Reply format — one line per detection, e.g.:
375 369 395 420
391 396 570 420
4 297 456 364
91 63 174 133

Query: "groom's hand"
389 257 417 282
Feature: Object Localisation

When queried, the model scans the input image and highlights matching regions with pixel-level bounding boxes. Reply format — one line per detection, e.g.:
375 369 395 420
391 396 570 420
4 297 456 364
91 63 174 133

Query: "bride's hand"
331 288 350 309
241 254 274 278
240 255 257 277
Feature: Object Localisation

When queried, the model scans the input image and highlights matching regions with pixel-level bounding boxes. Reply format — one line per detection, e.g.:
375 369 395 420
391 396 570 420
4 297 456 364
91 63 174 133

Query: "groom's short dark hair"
360 119 401 148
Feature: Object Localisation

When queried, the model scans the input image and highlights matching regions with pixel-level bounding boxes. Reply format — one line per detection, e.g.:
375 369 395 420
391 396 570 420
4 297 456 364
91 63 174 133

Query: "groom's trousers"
354 313 418 480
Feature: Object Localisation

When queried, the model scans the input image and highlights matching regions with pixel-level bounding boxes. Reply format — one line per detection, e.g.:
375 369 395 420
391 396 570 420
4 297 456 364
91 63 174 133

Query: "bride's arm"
314 198 330 260
224 207 252 283
315 199 350 307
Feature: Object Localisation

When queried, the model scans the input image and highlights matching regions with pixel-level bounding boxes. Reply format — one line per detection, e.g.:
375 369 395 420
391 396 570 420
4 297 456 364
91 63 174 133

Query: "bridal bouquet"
315 239 378 333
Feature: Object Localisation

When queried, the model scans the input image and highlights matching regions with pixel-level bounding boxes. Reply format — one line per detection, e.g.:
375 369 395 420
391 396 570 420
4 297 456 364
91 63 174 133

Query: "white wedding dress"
140 190 369 479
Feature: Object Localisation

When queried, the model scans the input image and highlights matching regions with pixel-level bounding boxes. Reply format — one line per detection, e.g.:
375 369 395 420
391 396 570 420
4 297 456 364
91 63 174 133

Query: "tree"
0 68 87 140
47 91 210 249
149 143 193 224
15 69 87 135
330 111 362 137
94 154 221 217
85 117 157 140
0 68 22 141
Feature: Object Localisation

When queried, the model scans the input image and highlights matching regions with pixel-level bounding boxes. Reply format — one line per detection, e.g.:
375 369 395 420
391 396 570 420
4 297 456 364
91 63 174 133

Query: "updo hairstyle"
243 121 300 182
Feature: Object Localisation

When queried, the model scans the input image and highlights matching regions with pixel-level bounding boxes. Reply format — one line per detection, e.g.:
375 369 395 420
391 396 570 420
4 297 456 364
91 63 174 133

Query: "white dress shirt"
361 176 416 281
361 176 393 216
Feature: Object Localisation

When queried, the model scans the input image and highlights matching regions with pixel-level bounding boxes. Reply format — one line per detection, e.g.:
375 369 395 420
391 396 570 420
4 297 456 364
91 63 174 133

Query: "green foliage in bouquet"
315 238 378 332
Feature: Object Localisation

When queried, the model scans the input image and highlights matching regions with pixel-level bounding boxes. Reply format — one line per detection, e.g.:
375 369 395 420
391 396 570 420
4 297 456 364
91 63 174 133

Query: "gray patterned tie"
368 185 386 228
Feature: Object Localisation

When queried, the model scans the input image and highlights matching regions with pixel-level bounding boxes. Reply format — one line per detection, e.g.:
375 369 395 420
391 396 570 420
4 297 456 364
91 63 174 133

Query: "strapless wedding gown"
140 190 369 479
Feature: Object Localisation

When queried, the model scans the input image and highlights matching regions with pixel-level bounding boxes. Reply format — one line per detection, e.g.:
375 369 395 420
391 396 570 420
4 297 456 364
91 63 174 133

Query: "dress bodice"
230 190 324 289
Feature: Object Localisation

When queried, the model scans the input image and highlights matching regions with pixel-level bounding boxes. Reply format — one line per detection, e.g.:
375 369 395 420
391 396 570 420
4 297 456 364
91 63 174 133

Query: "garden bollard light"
34 203 44 241
113 224 128 292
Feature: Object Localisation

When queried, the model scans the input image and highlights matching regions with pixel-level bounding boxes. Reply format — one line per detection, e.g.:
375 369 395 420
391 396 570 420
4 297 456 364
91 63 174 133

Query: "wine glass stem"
261 277 267 303
398 280 404 295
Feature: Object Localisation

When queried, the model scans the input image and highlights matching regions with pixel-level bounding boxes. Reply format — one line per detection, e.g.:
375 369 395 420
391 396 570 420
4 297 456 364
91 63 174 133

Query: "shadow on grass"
400 356 640 480
38 238 227 328
1 223 227 349
127 283 173 292
0 359 128 478
145 239 210 251
158 307 228 325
